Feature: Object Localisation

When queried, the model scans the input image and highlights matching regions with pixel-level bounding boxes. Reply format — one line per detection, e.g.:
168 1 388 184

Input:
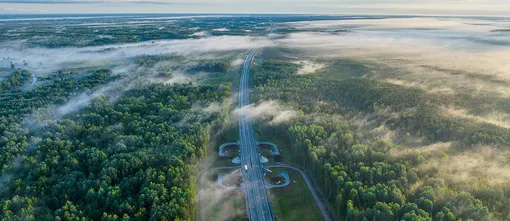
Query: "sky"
0 0 509 16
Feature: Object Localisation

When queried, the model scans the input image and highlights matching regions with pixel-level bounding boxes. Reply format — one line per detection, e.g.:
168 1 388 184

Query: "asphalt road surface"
238 48 275 221
200 22 284 221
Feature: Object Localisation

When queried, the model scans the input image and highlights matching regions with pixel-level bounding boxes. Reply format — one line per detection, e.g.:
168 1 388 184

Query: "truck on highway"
244 165 248 171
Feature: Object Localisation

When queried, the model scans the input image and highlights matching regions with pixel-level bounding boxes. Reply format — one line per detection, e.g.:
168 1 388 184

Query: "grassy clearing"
268 168 323 221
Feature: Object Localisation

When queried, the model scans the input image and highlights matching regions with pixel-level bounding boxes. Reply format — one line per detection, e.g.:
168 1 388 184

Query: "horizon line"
0 11 510 17
1 12 509 18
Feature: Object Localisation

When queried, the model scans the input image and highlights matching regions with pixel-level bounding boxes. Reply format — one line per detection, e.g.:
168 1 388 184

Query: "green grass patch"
268 168 323 221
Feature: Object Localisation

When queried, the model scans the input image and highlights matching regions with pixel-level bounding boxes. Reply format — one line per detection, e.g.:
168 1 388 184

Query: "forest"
0 68 31 93
0 16 271 48
253 60 510 147
0 14 393 48
135 55 232 73
1 69 114 169
251 59 510 221
0 67 231 220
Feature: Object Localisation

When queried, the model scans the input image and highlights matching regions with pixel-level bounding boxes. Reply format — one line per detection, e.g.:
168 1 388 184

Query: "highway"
198 163 335 221
238 48 275 221
198 22 335 219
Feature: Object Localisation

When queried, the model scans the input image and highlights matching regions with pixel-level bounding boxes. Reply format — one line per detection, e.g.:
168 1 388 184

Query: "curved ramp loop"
265 172 290 189
257 142 280 156
218 142 240 157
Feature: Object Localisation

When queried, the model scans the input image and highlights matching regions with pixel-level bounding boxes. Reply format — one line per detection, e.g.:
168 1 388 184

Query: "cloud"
288 17 510 32
234 101 298 124
12 35 250 130
230 58 244 67
0 35 271 75
54 93 94 118
440 107 510 129
277 17 510 98
21 71 141 131
213 28 230 32
189 31 211 37
305 1 510 13
419 145 510 186
293 60 325 75
161 70 195 85
389 142 452 159
51 77 131 119
201 102 222 113
389 141 510 187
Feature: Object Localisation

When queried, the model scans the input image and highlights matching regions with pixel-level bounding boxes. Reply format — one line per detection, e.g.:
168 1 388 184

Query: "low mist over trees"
252 59 510 221
1 69 113 169
0 69 31 93
135 55 233 73
0 68 231 220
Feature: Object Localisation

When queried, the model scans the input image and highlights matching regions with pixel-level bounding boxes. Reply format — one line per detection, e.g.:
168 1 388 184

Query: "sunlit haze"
1 0 509 16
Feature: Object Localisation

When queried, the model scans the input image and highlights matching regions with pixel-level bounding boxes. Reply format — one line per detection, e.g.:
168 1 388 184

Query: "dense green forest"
0 16 270 48
1 69 114 170
253 60 510 147
135 55 233 73
0 15 378 47
0 69 32 93
0 68 231 220
252 59 510 220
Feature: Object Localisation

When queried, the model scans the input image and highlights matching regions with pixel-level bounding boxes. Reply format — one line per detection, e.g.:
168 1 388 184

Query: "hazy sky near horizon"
0 0 509 16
